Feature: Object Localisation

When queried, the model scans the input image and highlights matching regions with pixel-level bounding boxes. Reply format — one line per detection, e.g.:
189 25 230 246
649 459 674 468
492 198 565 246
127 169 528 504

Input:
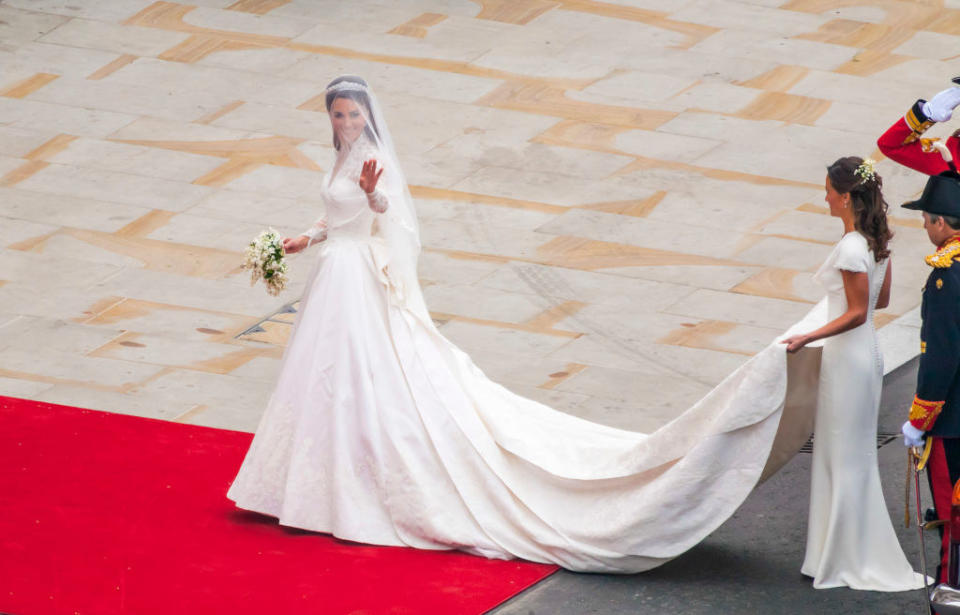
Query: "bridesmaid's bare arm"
782 270 870 352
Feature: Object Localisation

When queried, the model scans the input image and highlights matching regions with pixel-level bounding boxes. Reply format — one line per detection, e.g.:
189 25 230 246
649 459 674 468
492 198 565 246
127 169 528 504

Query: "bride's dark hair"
827 156 893 262
325 75 380 150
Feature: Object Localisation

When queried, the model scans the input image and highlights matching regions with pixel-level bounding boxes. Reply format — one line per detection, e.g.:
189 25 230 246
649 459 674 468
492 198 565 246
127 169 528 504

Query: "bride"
227 76 906 576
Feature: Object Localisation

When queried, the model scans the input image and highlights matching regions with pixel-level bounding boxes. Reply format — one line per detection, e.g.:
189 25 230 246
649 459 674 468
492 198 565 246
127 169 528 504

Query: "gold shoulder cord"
926 239 960 269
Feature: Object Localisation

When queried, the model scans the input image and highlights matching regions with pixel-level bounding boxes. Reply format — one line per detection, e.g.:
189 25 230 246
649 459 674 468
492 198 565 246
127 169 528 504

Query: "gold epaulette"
926 237 960 269
905 105 935 144
910 396 945 431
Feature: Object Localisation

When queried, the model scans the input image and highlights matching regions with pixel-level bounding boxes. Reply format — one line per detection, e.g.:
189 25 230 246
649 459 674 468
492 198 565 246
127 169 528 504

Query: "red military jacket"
877 99 960 175
878 100 960 434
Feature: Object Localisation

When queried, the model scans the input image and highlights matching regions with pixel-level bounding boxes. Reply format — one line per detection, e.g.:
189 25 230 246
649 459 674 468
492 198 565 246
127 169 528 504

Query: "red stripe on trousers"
929 437 953 583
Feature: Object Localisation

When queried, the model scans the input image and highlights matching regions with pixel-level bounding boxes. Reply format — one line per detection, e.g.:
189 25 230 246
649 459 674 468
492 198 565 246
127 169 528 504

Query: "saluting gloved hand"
923 87 960 122
902 420 926 448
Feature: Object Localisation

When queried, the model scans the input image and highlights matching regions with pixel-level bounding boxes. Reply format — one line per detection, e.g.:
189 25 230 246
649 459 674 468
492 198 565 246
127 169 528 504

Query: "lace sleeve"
302 218 328 246
366 188 389 213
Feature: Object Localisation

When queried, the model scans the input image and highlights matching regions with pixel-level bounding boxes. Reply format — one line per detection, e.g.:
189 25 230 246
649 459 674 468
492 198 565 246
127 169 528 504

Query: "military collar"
926 234 960 268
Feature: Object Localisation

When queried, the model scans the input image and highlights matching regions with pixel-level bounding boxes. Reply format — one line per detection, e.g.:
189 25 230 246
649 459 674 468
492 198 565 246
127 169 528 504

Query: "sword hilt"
912 438 934 472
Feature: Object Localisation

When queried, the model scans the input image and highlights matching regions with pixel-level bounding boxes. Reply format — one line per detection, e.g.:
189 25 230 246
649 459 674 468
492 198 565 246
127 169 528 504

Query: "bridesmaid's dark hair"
827 156 893 262
325 75 380 150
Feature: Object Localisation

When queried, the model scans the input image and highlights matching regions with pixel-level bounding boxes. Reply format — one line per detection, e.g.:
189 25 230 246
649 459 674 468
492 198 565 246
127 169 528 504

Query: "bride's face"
330 97 367 145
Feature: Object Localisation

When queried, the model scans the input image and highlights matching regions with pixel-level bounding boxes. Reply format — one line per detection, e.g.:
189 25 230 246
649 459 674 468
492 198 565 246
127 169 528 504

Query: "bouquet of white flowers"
242 228 288 297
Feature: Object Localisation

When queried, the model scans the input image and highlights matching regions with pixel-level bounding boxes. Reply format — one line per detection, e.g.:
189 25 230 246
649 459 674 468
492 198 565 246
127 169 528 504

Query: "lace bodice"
302 134 388 244
322 177 377 238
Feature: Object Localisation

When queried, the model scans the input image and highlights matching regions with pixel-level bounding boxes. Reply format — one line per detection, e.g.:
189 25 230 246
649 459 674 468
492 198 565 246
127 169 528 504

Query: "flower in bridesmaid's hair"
854 158 877 184
242 228 288 297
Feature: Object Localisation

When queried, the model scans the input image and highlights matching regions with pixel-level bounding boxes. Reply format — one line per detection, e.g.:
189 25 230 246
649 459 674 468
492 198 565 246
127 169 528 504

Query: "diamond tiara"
326 81 368 94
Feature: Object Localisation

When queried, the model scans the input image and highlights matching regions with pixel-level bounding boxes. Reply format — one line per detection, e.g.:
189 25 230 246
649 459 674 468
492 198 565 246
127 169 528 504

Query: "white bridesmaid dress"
800 231 924 590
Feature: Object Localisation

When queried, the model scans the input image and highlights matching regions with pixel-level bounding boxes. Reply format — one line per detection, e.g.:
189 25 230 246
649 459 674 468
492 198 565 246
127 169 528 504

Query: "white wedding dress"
228 133 807 572
800 232 924 590
227 79 919 578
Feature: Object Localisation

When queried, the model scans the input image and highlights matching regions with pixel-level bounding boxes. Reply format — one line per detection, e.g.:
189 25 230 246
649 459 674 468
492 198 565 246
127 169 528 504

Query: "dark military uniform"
910 235 960 437
914 233 960 584
894 170 960 584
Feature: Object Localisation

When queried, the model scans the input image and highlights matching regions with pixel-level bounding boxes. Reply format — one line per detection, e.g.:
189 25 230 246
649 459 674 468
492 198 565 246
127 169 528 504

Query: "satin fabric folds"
228 184 833 573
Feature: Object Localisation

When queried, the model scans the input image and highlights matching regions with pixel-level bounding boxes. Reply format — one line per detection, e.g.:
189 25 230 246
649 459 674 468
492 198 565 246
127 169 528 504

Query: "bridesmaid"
781 157 924 590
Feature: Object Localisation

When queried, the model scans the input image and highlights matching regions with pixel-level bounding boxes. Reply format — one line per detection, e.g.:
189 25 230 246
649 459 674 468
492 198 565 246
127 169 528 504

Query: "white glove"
922 87 960 123
902 420 925 448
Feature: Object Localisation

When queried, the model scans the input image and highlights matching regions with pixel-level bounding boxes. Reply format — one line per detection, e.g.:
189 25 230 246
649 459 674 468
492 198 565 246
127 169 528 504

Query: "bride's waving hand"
359 159 384 196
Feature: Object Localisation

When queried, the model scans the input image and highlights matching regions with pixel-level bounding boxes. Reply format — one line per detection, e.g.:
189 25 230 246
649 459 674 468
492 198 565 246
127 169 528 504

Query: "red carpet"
0 396 557 615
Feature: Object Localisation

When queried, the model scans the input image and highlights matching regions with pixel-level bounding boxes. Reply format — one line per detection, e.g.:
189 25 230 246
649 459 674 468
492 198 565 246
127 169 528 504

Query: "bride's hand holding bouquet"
282 235 311 254
242 228 289 297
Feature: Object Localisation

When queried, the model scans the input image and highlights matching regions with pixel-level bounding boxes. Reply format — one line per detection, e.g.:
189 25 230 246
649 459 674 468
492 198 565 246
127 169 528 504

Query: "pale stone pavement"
0 0 956 612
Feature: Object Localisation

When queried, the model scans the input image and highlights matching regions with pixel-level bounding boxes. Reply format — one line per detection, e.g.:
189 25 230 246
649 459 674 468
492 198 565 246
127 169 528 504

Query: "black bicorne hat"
902 171 960 218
